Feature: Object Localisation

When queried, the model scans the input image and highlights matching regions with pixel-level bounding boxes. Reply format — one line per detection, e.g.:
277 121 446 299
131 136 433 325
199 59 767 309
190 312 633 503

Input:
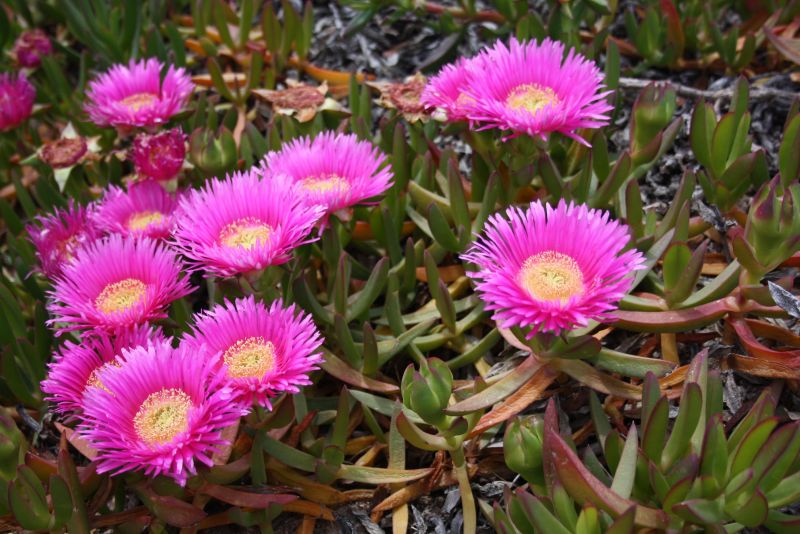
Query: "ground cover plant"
1 0 800 532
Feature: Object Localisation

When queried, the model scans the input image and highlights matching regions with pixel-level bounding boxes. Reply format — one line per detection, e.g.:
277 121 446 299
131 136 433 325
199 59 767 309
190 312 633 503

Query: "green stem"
449 447 476 534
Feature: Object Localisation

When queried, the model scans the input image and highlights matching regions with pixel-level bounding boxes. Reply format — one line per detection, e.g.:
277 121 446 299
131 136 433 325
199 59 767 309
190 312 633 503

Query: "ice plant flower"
95 181 177 239
421 57 482 122
80 340 246 484
41 325 163 418
84 58 193 128
261 132 393 218
185 297 323 408
461 37 612 144
462 200 645 336
0 73 35 131
13 29 52 68
41 137 88 169
27 201 101 278
172 170 324 277
47 235 193 334
131 128 187 181
254 81 338 123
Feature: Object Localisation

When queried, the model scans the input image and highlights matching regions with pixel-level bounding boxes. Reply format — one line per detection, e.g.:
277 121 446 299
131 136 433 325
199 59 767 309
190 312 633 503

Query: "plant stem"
449 447 476 534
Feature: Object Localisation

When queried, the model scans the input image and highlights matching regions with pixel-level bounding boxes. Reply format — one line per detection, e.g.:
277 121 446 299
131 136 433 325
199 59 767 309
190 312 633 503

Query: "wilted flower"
0 73 35 131
84 58 193 128
462 37 612 144
47 235 193 334
95 181 177 239
41 137 88 169
80 340 246 485
27 201 101 278
254 81 338 123
172 170 324 278
13 29 52 68
131 128 187 181
421 57 482 122
185 297 323 408
462 200 645 336
41 325 164 417
370 73 428 122
261 132 393 219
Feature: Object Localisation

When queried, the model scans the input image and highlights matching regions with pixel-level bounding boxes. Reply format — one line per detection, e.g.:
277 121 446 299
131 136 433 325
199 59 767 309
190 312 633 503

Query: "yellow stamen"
518 251 584 302
219 218 272 250
506 84 559 115
301 174 350 194
119 92 157 111
133 388 192 446
128 210 164 231
223 336 276 379
96 278 146 315
85 361 121 393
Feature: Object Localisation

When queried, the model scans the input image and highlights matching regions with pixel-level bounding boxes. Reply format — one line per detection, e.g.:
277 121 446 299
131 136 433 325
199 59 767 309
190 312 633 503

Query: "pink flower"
462 200 645 336
461 38 612 144
14 29 52 68
80 340 246 485
84 59 193 128
131 128 187 181
172 170 324 278
41 325 164 418
0 73 35 131
27 201 102 278
421 57 483 122
47 235 193 335
95 181 178 239
184 297 323 409
261 132 393 217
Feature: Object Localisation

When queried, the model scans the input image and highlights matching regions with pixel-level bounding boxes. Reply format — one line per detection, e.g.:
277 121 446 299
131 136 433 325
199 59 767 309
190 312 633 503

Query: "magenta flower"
185 297 323 408
462 200 645 336
27 201 102 278
131 128 187 181
421 57 483 122
172 170 324 278
80 340 246 484
41 325 164 418
14 29 52 68
95 181 177 239
0 74 35 131
84 59 193 128
261 132 393 217
461 38 612 144
47 235 193 335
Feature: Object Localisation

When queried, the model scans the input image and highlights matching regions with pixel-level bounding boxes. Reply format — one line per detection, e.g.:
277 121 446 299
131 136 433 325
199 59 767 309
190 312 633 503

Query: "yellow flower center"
223 336 276 379
219 218 272 249
127 210 164 231
85 361 121 393
95 278 146 314
301 174 350 194
506 84 559 115
518 251 584 302
133 388 192 446
119 92 157 111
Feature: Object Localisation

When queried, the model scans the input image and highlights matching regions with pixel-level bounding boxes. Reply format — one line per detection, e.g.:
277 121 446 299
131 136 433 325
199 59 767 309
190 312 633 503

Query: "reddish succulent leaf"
320 352 399 394
542 400 668 529
200 483 297 508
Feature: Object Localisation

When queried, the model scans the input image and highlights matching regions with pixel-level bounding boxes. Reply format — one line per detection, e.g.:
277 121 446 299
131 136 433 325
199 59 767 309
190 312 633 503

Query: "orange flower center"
223 336 276 379
120 92 157 111
133 388 192 445
506 84 559 115
518 251 584 302
301 174 350 194
96 278 146 314
128 210 164 231
85 361 121 393
219 218 272 249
